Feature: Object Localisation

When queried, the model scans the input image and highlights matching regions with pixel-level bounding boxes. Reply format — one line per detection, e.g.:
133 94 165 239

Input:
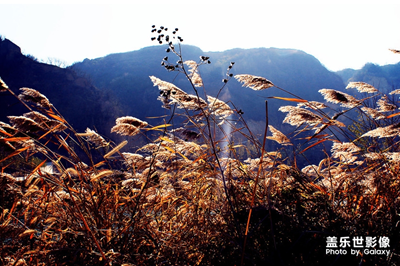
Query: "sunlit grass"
0 27 399 265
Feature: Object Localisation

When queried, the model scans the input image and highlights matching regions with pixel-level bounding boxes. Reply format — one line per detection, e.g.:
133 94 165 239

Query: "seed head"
319 89 360 108
266 125 292 146
235 74 274 90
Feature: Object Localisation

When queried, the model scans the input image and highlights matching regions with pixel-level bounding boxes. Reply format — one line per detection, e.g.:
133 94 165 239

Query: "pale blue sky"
1 1 400 71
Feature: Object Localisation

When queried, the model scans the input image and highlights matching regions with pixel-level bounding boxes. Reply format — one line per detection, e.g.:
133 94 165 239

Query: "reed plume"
111 116 148 136
361 106 386 120
23 111 66 131
8 115 43 133
346 82 378 93
18 87 52 109
389 49 400 54
0 77 9 92
376 95 397 112
234 74 275 90
207 95 233 119
266 125 292 145
76 128 109 147
184 60 203 87
319 88 360 108
279 106 322 126
361 122 400 138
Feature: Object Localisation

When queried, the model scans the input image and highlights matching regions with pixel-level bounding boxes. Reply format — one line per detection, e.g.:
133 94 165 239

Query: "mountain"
336 62 400 92
0 38 348 164
0 38 120 134
71 45 345 131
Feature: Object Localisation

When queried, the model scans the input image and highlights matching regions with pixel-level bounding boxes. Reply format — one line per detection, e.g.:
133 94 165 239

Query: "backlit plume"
18 87 53 109
111 116 148 136
377 95 397 112
184 60 203 87
279 106 322 126
150 75 207 110
23 111 67 132
361 107 386 120
207 96 233 119
319 88 360 108
361 122 400 138
234 74 275 90
266 125 292 145
77 128 109 147
346 82 378 93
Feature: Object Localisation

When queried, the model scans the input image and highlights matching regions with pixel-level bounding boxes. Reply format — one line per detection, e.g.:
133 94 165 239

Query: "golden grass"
1 30 400 265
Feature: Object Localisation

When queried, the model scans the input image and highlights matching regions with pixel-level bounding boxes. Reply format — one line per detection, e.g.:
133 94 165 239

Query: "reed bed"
0 27 399 265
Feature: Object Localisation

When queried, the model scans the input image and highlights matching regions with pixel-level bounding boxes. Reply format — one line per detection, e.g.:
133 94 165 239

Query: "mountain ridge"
71 44 345 128
336 61 400 91
0 38 120 134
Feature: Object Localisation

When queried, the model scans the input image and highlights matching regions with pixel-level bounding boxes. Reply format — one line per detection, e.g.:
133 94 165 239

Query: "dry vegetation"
1 27 400 265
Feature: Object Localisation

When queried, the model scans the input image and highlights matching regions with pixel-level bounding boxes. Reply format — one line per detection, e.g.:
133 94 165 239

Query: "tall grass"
0 28 399 265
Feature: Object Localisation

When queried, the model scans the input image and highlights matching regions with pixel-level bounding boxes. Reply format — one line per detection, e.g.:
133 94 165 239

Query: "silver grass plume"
361 107 386 120
266 125 292 145
331 142 361 164
8 116 43 133
23 111 66 132
150 75 207 110
0 78 9 92
297 101 327 110
77 128 109 147
346 82 378 93
363 152 383 160
111 116 148 136
0 121 17 135
364 152 400 162
172 93 208 110
389 89 400 95
389 49 400 54
184 60 203 87
18 88 52 109
331 142 361 154
383 152 400 162
21 139 48 155
279 106 322 126
207 96 234 119
361 122 400 138
377 95 397 112
319 89 360 108
121 152 148 169
234 74 274 90
150 76 187 109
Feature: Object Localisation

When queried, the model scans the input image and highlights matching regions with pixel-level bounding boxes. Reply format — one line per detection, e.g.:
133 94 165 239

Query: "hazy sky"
1 1 400 71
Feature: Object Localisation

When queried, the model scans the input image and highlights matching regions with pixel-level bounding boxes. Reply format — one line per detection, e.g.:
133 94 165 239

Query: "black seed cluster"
151 25 186 71
223 62 235 83
151 25 181 46
200 56 211 64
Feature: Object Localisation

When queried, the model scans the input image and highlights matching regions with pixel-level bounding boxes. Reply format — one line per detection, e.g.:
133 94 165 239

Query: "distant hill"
0 38 120 134
0 38 350 164
336 62 400 92
71 45 345 132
